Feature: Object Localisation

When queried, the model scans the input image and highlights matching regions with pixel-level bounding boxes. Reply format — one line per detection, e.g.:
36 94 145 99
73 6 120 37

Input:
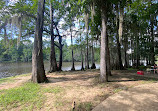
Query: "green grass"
43 86 64 94
113 88 122 93
141 79 157 84
0 77 15 84
0 82 44 110
76 102 93 111
0 73 30 84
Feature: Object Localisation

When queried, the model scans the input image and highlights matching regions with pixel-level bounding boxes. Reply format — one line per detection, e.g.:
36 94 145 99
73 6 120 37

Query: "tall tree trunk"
49 2 57 72
107 34 111 76
31 0 47 83
116 4 123 70
84 46 87 68
55 26 62 71
58 35 63 71
84 12 89 69
91 37 96 69
100 1 108 82
70 27 75 71
80 33 84 70
116 36 123 69
124 35 128 68
136 30 140 69
81 46 84 70
4 27 7 45
86 33 89 69
150 15 155 65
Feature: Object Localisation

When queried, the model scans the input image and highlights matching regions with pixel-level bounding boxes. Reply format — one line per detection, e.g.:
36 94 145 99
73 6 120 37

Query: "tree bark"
100 1 108 82
80 33 84 70
150 15 155 65
31 0 47 83
4 27 7 45
124 34 128 68
55 25 63 71
58 35 63 71
84 46 87 68
107 34 111 76
49 2 57 72
91 37 96 69
116 4 123 70
84 12 90 69
136 30 140 69
70 27 75 71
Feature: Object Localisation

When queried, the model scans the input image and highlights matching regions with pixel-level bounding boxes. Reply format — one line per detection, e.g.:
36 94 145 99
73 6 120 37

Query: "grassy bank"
0 70 158 111
0 73 31 84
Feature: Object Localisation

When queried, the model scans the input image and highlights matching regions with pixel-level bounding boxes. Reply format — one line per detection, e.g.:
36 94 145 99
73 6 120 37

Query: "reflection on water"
0 62 100 78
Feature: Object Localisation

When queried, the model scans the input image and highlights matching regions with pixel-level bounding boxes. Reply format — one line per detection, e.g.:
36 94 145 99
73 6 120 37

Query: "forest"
0 0 158 110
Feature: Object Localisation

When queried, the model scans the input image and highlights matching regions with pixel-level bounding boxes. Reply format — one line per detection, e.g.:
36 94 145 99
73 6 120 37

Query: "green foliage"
0 39 33 62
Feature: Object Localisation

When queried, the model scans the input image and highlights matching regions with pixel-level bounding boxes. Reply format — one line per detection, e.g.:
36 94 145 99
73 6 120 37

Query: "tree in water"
70 26 75 71
84 11 90 69
31 0 47 83
90 37 96 69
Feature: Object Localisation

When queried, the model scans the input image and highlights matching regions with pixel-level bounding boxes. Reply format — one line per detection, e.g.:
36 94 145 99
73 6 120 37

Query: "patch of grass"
0 73 30 84
43 86 64 94
0 82 44 110
113 88 122 93
141 79 157 84
0 77 15 84
16 73 31 77
76 102 93 111
54 99 64 107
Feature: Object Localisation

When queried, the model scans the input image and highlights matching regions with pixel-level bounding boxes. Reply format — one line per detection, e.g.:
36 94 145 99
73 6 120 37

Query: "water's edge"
0 62 100 79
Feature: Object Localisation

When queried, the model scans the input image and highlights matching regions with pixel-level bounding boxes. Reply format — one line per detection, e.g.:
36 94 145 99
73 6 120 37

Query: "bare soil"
1 69 158 111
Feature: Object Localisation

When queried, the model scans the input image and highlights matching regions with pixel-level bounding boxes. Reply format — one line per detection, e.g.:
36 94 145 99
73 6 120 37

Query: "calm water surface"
0 62 99 78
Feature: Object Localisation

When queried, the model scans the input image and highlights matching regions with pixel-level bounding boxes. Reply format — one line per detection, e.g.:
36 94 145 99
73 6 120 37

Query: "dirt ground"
0 70 158 111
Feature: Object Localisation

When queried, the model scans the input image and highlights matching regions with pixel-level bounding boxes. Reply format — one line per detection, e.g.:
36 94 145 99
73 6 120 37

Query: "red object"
137 71 144 75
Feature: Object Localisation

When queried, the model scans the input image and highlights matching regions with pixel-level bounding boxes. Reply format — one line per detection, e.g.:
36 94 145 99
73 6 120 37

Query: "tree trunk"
107 34 111 76
84 47 87 68
136 31 140 69
116 4 123 70
100 1 108 82
49 2 57 72
58 35 63 71
4 27 7 45
124 35 128 68
80 33 84 70
70 27 75 71
150 15 155 65
84 12 90 69
81 46 84 70
31 0 47 83
91 37 96 69
118 3 124 42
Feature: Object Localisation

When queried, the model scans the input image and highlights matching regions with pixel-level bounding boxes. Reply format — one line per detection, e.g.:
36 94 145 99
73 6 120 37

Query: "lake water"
0 62 100 78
